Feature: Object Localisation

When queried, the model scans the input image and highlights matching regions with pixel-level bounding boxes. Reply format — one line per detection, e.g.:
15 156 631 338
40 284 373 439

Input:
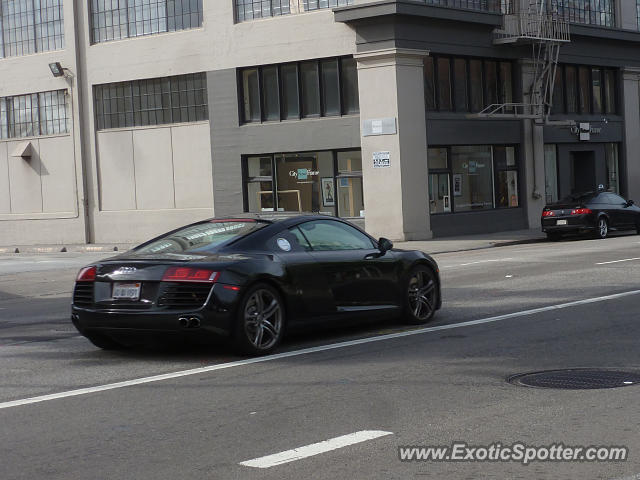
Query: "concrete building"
1 0 639 245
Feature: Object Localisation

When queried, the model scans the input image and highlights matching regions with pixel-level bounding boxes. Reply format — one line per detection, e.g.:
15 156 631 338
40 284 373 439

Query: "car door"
609 194 635 229
296 219 401 311
266 228 336 320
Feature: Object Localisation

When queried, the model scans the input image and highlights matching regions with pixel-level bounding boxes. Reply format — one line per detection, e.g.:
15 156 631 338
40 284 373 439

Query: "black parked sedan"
72 216 441 354
542 191 640 240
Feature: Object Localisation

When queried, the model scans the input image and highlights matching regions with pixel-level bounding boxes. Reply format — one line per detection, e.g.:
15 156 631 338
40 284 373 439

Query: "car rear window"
135 220 268 254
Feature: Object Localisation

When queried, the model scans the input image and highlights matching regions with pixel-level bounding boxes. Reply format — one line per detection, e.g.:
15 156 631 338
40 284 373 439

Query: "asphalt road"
1 234 640 479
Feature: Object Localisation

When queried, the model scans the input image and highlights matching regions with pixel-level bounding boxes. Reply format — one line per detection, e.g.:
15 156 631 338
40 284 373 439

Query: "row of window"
235 0 353 23
551 65 617 115
425 55 514 113
0 89 69 139
243 150 364 218
94 72 208 130
90 0 203 44
428 146 519 214
555 0 614 28
0 0 64 58
240 57 359 124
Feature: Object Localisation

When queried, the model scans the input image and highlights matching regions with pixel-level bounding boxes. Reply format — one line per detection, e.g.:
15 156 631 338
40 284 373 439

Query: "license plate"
556 220 568 226
113 282 141 300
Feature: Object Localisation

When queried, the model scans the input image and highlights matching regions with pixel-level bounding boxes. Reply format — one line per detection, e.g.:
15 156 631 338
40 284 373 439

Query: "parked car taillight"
76 266 97 282
571 208 593 215
542 210 555 217
162 267 220 283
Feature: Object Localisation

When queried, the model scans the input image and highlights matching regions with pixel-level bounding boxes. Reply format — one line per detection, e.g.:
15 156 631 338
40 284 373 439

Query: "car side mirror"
378 237 393 254
627 199 635 206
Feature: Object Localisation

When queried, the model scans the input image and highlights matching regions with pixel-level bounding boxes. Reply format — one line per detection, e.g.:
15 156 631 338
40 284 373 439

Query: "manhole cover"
508 369 640 390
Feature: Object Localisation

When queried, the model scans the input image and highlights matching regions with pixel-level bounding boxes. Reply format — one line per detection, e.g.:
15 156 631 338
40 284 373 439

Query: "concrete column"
622 67 640 201
355 48 431 241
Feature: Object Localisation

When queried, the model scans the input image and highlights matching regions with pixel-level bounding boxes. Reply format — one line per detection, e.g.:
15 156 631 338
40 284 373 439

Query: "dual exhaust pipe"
178 317 201 329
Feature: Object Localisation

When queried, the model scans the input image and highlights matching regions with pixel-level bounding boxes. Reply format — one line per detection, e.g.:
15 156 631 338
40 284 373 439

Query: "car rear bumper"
541 214 596 234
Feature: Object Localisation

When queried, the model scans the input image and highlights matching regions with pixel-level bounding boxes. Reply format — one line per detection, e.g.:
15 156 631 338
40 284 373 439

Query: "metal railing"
495 12 571 43
235 0 353 22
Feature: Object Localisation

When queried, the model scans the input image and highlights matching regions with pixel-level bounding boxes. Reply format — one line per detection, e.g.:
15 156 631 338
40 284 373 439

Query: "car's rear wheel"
234 283 284 355
403 266 438 325
596 217 608 239
546 232 561 242
84 332 127 350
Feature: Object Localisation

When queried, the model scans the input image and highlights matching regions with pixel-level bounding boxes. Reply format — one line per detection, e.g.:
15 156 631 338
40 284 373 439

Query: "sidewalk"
0 228 546 255
395 228 546 254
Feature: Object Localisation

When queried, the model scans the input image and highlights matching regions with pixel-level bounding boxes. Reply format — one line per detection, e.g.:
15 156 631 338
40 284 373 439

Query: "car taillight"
571 208 592 215
162 267 220 283
542 210 555 217
76 266 96 282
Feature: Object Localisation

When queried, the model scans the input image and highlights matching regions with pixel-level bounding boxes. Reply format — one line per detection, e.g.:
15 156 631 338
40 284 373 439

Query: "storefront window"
451 146 494 212
605 143 619 194
428 145 520 214
337 151 364 218
244 150 363 218
544 145 559 204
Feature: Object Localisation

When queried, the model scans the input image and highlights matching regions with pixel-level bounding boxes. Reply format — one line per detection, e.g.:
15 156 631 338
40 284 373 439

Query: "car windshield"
134 220 268 254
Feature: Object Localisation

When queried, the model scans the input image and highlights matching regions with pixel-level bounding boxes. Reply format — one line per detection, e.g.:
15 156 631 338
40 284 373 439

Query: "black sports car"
71 216 442 354
542 191 640 240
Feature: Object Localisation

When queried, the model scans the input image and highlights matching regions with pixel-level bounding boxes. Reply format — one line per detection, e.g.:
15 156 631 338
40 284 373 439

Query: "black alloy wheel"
234 283 285 355
404 266 438 325
596 217 608 239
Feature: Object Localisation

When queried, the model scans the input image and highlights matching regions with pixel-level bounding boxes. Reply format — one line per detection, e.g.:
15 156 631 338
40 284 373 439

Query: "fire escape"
477 0 571 124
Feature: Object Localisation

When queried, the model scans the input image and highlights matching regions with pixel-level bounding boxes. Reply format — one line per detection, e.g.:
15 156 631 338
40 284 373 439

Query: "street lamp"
48 62 65 77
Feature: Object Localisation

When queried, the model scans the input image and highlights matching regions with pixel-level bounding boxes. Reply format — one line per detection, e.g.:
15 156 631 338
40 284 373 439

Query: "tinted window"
298 220 374 251
135 221 267 254
288 227 311 251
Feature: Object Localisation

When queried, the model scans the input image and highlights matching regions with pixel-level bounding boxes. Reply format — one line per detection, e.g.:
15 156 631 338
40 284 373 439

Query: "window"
428 145 520 214
243 149 363 218
544 144 558 204
235 0 353 22
605 143 619 194
0 89 69 139
556 0 614 28
94 73 208 130
551 65 618 115
90 0 203 44
297 220 374 251
0 0 64 58
425 55 514 113
240 57 359 123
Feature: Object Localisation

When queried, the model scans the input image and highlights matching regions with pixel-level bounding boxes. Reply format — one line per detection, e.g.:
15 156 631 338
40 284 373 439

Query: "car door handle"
364 252 381 260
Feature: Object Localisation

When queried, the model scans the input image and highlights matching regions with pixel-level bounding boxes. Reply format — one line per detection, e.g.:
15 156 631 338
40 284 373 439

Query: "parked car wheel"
596 217 609 239
233 283 285 355
403 266 438 325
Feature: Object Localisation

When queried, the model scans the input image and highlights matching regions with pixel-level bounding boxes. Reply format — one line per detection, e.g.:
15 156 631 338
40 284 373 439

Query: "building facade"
1 0 640 245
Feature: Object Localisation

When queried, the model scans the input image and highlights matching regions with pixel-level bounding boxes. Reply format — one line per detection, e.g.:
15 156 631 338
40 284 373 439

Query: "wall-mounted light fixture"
49 62 65 77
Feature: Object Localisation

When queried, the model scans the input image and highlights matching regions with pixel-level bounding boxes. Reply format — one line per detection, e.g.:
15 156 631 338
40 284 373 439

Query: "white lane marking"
239 430 393 468
611 474 640 480
458 258 513 267
596 257 640 265
1 289 639 411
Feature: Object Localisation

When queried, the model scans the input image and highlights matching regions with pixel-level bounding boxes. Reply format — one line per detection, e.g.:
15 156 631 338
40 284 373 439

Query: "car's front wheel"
403 266 438 325
596 217 608 239
234 283 285 355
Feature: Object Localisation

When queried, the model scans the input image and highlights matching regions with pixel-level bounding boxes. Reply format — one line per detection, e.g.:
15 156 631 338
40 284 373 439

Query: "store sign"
571 123 602 141
289 169 319 179
373 151 391 168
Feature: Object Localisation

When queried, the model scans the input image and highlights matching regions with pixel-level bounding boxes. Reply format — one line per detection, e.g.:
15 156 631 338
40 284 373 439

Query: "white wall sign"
362 118 397 136
373 151 391 168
